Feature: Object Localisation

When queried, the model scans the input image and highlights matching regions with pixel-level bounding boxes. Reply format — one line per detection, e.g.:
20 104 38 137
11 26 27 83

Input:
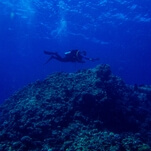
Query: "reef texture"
0 64 151 151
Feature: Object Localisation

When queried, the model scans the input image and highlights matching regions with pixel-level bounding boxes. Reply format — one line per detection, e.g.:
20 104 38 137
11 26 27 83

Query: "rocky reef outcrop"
0 64 151 151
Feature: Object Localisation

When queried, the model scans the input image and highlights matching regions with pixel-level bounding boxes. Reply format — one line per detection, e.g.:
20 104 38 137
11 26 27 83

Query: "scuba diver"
44 50 99 64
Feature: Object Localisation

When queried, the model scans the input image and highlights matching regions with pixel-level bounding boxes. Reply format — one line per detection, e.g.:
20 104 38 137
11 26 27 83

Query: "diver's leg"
44 51 66 62
44 51 65 61
53 55 66 62
44 56 53 64
44 50 57 55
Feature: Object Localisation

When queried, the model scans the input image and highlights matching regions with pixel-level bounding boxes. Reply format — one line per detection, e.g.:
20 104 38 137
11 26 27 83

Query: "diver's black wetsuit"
44 51 67 62
44 50 99 64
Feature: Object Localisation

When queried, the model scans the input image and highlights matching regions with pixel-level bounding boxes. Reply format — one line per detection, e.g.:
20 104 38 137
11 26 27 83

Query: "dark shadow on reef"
0 64 151 151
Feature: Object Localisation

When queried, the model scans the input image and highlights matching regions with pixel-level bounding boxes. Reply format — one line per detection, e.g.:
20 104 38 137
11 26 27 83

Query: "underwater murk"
0 0 151 150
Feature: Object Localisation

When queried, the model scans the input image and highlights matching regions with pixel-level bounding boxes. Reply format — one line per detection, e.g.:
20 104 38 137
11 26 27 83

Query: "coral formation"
0 64 151 151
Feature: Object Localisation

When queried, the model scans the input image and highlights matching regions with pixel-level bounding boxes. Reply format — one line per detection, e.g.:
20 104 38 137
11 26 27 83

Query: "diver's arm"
83 56 100 62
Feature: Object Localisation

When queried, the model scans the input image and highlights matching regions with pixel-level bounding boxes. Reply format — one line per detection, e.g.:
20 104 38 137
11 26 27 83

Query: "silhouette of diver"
44 50 99 64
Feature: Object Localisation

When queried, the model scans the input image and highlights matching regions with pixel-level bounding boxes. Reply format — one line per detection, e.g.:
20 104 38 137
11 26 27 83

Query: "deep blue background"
0 0 151 103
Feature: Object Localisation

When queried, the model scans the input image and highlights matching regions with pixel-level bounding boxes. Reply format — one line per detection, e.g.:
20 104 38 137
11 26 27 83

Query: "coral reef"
0 64 151 151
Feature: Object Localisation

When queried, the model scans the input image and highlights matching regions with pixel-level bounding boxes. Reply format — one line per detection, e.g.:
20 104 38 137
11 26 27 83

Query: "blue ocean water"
0 0 151 103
